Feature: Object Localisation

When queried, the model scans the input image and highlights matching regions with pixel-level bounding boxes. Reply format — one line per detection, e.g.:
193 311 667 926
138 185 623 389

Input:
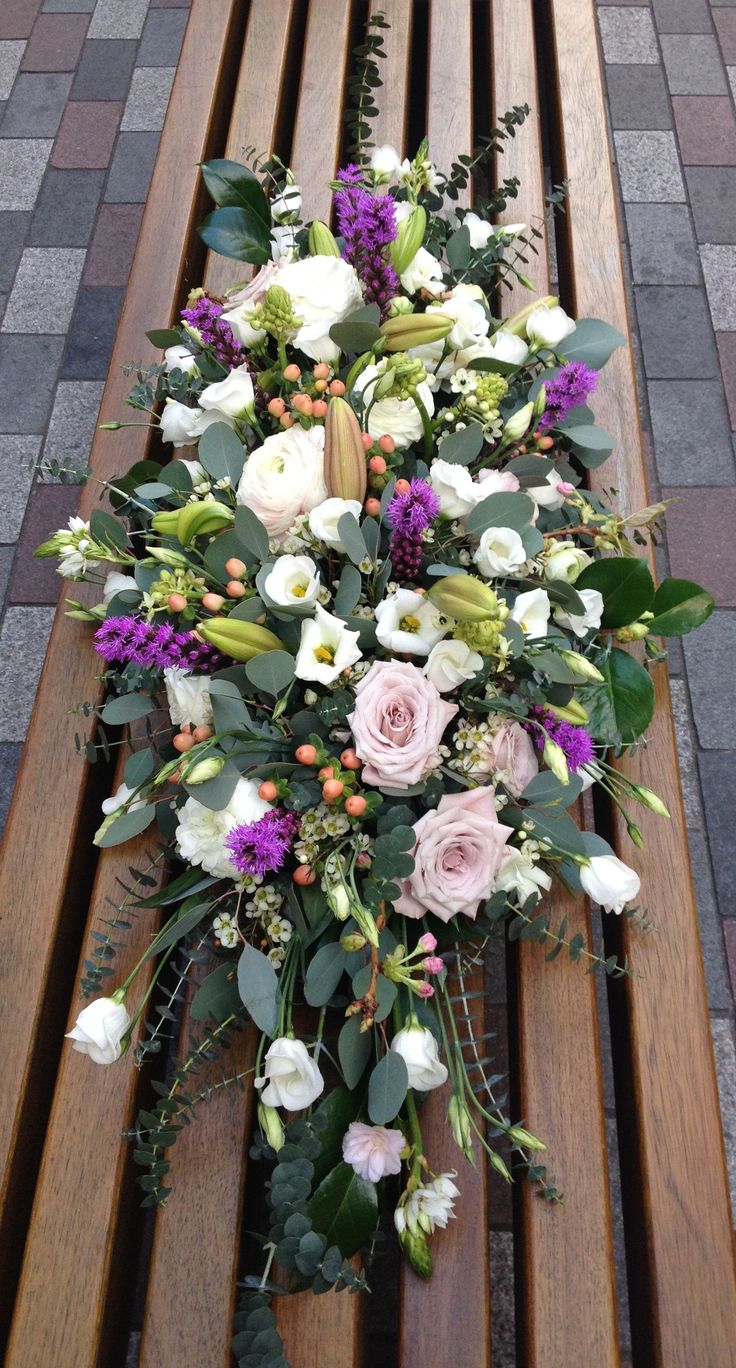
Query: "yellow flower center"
399 614 422 633
291 581 308 598
314 645 335 664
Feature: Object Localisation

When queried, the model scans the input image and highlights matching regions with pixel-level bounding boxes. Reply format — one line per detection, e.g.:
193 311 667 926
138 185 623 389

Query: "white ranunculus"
264 554 321 607
164 667 213 729
510 588 551 638
543 540 592 584
176 778 271 879
370 143 403 181
553 587 604 638
199 364 255 421
399 245 445 296
484 329 529 366
102 570 138 603
164 344 199 376
495 848 552 904
66 996 130 1065
308 497 363 552
159 398 201 447
220 299 267 347
423 638 483 693
429 457 483 519
236 424 327 537
526 303 576 349
580 854 640 914
294 603 362 685
255 1037 324 1110
526 468 571 511
474 526 527 577
101 781 145 816
355 363 435 447
462 211 495 249
270 182 302 222
390 1021 448 1091
375 588 451 657
273 255 363 363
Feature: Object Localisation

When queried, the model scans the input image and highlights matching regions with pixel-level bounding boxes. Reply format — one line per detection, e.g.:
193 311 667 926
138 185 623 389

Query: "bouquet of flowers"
37 27 713 1357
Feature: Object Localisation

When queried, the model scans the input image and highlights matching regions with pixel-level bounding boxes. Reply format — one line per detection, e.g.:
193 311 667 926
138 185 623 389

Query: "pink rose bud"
418 932 437 953
417 982 435 999
422 956 444 975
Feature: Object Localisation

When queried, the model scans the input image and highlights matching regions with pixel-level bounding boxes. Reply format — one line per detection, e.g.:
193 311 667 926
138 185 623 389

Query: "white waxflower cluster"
394 1173 460 1237
294 802 351 865
448 717 496 773
213 912 239 948
243 884 284 919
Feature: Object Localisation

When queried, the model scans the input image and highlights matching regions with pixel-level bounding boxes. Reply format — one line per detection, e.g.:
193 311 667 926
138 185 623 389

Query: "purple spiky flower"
530 706 596 773
386 478 440 582
225 808 301 877
333 165 399 317
539 362 598 431
94 615 224 673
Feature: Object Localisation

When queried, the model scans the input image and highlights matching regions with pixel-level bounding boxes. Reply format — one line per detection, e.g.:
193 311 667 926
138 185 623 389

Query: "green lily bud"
543 737 569 786
544 698 590 725
633 785 670 819
502 401 534 441
390 204 427 274
184 755 225 785
146 546 191 568
197 616 284 661
323 395 367 502
507 1124 546 1151
258 1102 285 1153
150 509 180 536
557 650 604 682
428 574 499 623
504 294 559 337
379 310 453 352
307 220 341 257
176 500 234 546
400 1226 433 1280
533 382 547 417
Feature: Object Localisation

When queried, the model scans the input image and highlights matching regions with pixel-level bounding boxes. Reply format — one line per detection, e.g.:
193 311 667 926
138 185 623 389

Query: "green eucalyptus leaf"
561 423 614 469
96 803 156 848
237 941 280 1035
466 491 535 535
100 692 153 724
337 512 368 565
190 962 241 1023
197 421 245 486
124 748 155 789
560 318 625 369
146 327 183 349
245 650 295 697
436 424 483 466
304 942 348 1007
367 1049 408 1124
234 504 270 561
338 1014 372 1090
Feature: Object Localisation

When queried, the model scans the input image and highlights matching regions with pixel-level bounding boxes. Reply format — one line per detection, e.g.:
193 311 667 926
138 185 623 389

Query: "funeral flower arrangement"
38 27 713 1356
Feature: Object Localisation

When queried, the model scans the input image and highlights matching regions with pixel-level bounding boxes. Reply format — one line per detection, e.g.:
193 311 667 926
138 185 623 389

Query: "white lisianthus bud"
66 994 130 1065
254 1037 324 1110
164 668 213 729
485 329 529 366
502 401 534 441
553 588 604 638
370 144 403 182
543 540 591 584
579 854 641 914
258 1101 285 1152
390 1016 448 1091
159 397 201 447
526 303 576 349
199 363 255 421
164 344 199 376
474 525 527 577
461 211 494 249
102 570 138 603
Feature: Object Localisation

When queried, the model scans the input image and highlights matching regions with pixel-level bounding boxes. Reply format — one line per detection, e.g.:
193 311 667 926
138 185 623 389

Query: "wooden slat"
290 0 356 223
277 1274 363 1368
492 6 621 1364
0 0 241 1334
547 3 736 1363
371 0 413 156
427 0 473 205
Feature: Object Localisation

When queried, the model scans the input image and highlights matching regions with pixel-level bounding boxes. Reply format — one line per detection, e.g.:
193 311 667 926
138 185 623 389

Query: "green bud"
386 295 414 317
557 649 604 683
488 1150 512 1183
507 1125 546 1151
390 204 427 274
176 500 234 546
307 220 341 257
98 421 122 431
340 932 368 953
502 401 534 441
634 785 670 819
533 382 547 417
145 546 191 568
198 616 285 662
258 1102 285 1153
448 1094 475 1164
184 755 225 785
628 823 644 848
379 310 454 352
428 574 499 623
543 737 569 786
544 699 590 725
400 1226 433 1279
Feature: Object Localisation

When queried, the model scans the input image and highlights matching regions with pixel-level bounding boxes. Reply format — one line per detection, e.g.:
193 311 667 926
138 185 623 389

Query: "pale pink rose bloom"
472 719 539 798
394 787 513 922
347 660 457 790
342 1121 405 1183
476 468 520 494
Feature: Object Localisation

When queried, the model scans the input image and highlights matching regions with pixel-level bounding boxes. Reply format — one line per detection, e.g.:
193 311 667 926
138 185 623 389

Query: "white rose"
423 638 483 693
176 777 271 879
270 182 302 222
495 848 552 903
254 1037 324 1110
526 469 571 511
375 588 451 657
510 588 550 638
474 526 527 577
553 588 604 638
199 363 255 420
543 540 592 584
485 329 529 366
370 144 403 181
273 255 364 363
294 603 362 685
220 300 267 347
236 424 327 537
159 398 200 447
580 854 640 914
164 667 213 729
308 497 363 552
264 554 321 607
526 303 576 349
399 245 445 296
355 363 435 447
66 996 130 1065
164 344 199 376
390 1021 448 1091
429 457 483 519
102 571 138 603
462 211 494 249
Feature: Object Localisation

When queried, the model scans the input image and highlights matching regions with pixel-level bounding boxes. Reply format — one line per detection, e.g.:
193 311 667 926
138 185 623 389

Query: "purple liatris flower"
530 706 595 773
386 479 440 582
539 362 598 430
94 615 224 672
333 164 399 316
225 808 301 877
180 293 246 370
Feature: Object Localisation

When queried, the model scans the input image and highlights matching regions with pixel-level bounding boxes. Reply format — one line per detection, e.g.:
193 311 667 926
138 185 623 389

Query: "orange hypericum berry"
322 778 344 802
345 794 367 817
340 748 361 770
292 393 313 415
226 579 246 598
361 432 373 451
192 725 212 741
279 412 295 428
268 397 286 417
313 362 330 380
368 454 387 475
167 592 187 613
314 379 328 393
225 557 246 579
318 764 334 781
173 732 195 753
293 865 317 885
295 743 318 765
202 592 224 613
312 399 328 417
537 435 555 451
364 497 381 517
258 780 279 801
377 434 395 454
283 363 301 382
394 478 411 495
329 379 346 396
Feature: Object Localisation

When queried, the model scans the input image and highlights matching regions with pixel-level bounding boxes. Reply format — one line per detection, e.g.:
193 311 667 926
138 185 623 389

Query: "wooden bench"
1 2 735 1365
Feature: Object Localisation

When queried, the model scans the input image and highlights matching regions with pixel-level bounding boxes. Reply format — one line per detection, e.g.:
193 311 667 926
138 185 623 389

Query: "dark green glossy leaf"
90 508 128 552
308 1162 378 1258
579 647 655 746
647 577 714 637
198 205 271 264
143 899 210 960
576 556 654 628
311 1086 363 1186
199 157 270 223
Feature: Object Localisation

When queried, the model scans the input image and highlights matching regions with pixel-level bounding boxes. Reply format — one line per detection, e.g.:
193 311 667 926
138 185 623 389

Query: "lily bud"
258 1102 285 1153
543 737 569 785
428 574 499 623
502 401 534 441
557 650 604 682
184 755 225 785
197 616 284 661
307 220 341 257
176 501 234 546
390 204 427 274
504 294 559 337
544 699 590 725
150 509 180 536
323 395 367 503
145 546 191 568
379 311 454 352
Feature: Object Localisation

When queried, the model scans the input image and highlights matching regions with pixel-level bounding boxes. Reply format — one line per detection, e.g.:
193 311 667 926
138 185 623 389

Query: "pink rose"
394 787 513 922
342 1122 405 1182
347 660 457 790
473 720 538 798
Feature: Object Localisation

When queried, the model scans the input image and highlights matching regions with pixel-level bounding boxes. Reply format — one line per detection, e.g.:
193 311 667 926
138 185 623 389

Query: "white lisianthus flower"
199 363 255 421
370 143 403 182
580 855 640 914
494 222 526 240
390 1019 448 1091
526 469 573 511
294 603 362 685
187 408 236 439
255 1037 324 1110
484 329 530 366
159 397 201 447
101 781 145 816
526 303 576 349
176 777 271 879
462 211 495 249
495 848 552 903
342 1121 405 1182
428 283 489 352
273 255 364 363
553 588 604 638
503 401 534 442
66 996 130 1065
308 497 363 552
355 363 435 447
220 300 267 347
394 1173 460 1236
423 638 483 693
399 245 445 296
264 554 321 607
270 181 302 222
164 344 199 376
543 540 592 584
236 424 327 537
474 526 527 577
375 588 451 657
429 458 483 519
510 588 551 638
164 667 213 729
477 467 521 495
102 570 137 603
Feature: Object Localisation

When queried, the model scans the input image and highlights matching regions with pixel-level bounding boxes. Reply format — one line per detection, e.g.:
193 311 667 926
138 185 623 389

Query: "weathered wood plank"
427 0 473 208
371 0 413 156
290 0 356 223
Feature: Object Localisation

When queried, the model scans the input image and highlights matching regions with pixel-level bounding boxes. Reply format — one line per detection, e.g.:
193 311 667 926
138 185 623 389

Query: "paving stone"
626 204 699 283
598 7 659 63
0 742 23 836
716 332 736 427
51 97 121 167
729 66 736 103
0 39 25 98
613 130 685 201
0 434 40 538
724 920 736 995
685 612 736 746
43 0 96 10
70 36 135 98
668 677 705 826
0 545 14 603
42 377 103 471
0 212 30 291
648 379 735 483
710 1017 736 1211
29 166 103 245
0 138 51 210
150 0 190 5
673 95 736 164
0 1 42 40
714 9 736 62
662 485 736 605
9 478 79 602
0 334 62 429
2 246 85 333
652 0 713 30
120 65 174 131
700 244 736 330
0 606 55 741
21 10 87 68
1 69 71 135
605 64 673 130
687 829 733 1007
138 6 187 65
661 34 728 93
88 0 149 39
490 1230 515 1368
83 202 142 285
684 167 736 245
60 284 123 378
635 286 719 377
104 129 159 202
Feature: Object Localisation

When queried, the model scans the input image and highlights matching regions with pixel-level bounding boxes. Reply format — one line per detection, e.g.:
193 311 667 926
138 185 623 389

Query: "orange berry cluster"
267 362 347 428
